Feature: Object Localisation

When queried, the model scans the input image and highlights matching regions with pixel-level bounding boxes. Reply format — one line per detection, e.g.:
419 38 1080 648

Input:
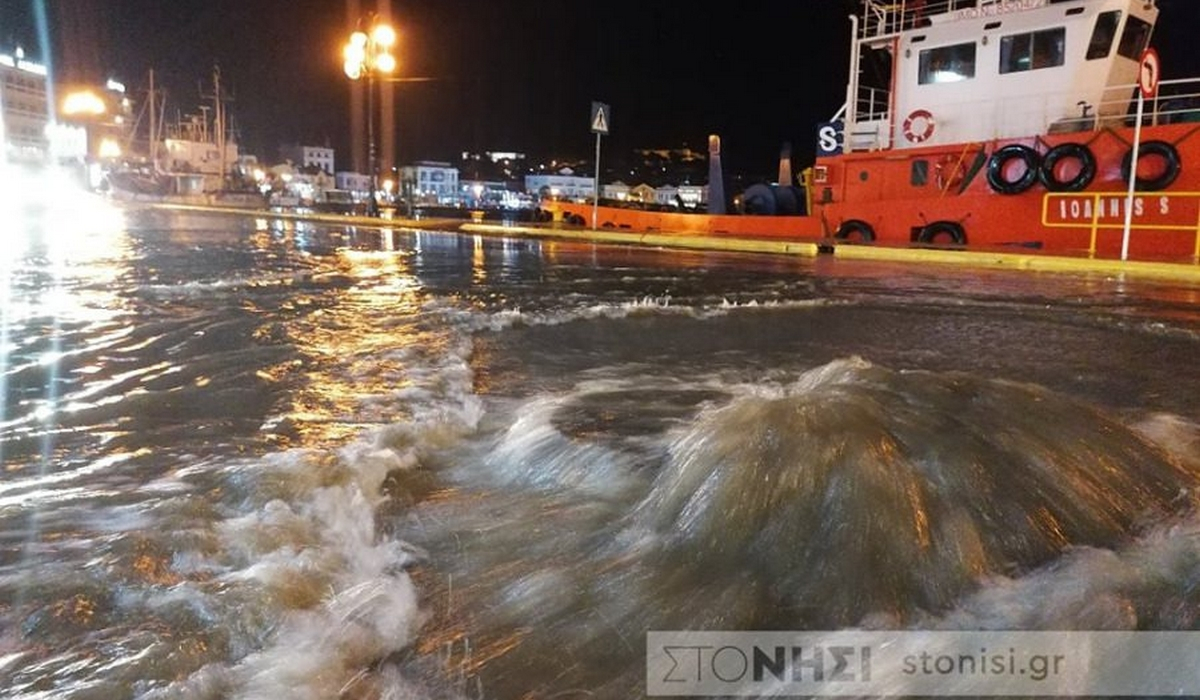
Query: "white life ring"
903 109 936 143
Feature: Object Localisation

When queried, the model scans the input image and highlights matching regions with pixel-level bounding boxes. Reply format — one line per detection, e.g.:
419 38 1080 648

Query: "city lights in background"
62 90 106 117
97 138 121 159
0 48 47 75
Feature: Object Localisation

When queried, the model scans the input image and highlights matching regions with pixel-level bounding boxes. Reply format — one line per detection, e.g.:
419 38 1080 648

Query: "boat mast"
201 65 228 187
148 69 158 168
215 66 226 186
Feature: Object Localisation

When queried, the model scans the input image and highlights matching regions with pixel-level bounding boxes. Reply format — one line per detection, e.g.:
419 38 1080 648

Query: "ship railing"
1087 78 1200 131
1145 78 1200 127
855 86 890 123
1040 78 1200 134
860 0 982 38
847 85 893 151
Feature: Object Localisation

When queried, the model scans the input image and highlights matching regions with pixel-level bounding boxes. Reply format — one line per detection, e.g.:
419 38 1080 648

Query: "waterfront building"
629 183 656 203
525 170 594 202
1 48 49 163
460 178 525 209
335 170 372 195
653 184 680 207
3 46 134 187
601 181 631 202
279 144 335 175
677 183 707 208
401 160 460 206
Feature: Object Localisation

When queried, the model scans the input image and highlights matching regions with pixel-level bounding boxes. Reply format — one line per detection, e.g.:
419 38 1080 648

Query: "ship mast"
201 65 231 187
148 69 158 168
215 67 226 186
124 68 165 169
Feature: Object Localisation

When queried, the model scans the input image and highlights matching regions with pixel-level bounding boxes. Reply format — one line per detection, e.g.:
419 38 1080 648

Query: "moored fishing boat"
550 0 1200 263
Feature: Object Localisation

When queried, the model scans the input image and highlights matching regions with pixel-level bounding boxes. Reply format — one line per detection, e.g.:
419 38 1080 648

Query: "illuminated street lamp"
343 20 396 217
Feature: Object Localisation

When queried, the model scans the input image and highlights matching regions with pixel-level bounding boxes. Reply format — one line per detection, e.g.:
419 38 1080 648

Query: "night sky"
4 1 1200 180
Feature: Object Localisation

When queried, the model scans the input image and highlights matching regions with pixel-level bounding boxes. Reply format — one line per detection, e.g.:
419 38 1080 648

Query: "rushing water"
2 197 1200 699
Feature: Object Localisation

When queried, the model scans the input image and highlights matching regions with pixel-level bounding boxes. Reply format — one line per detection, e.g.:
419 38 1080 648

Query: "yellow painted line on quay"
460 223 824 257
145 202 1200 283
465 223 1200 282
830 243 1200 282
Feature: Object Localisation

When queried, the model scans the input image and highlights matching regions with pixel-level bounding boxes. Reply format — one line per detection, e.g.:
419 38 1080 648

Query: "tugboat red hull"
551 121 1200 263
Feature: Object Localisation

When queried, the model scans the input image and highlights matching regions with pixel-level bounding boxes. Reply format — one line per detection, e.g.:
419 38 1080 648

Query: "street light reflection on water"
0 205 1199 698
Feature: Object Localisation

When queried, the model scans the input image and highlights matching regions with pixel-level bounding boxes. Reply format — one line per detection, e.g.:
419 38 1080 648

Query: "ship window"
1000 27 1066 74
911 160 929 186
1117 15 1152 60
1088 11 1120 60
918 42 976 85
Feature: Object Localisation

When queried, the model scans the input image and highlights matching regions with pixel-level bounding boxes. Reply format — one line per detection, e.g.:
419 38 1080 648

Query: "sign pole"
589 101 610 231
1121 90 1143 262
593 131 601 230
1124 49 1161 261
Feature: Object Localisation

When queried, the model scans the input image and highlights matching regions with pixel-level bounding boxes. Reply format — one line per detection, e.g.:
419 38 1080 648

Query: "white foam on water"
428 295 832 333
938 517 1200 631
128 313 490 699
468 392 644 498
137 271 319 300
124 439 447 698
1132 412 1200 474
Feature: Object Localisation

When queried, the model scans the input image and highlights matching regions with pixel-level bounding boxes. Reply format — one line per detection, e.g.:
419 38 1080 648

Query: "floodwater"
2 196 1199 699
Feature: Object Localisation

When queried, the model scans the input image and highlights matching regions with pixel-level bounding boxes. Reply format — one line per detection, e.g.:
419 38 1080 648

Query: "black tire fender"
1039 143 1096 192
834 219 876 242
918 220 967 245
987 144 1041 195
1121 140 1181 191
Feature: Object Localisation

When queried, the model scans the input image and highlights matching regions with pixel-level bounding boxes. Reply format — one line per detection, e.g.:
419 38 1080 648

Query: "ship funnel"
778 142 793 186
707 134 726 215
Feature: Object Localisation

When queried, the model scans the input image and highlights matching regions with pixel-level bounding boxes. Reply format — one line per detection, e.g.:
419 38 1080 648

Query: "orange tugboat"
551 0 1200 263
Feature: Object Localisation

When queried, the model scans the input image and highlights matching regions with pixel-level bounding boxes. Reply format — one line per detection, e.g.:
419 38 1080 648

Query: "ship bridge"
840 0 1167 153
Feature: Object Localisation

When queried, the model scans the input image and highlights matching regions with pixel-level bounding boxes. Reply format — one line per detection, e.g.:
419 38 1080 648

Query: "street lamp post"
343 20 396 218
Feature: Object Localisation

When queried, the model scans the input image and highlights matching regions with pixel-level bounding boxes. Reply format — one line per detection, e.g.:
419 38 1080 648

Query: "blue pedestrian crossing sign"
590 101 611 135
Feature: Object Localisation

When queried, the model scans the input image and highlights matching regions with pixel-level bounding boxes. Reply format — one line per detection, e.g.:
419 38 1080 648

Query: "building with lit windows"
335 171 371 194
280 144 335 174
401 160 459 205
57 79 134 170
676 183 707 207
602 181 631 201
1 48 49 163
524 170 594 202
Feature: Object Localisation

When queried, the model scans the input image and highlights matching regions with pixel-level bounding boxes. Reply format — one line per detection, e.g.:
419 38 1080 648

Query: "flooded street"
2 202 1199 698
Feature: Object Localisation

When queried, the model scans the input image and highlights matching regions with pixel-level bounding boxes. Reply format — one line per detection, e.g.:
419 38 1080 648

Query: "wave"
398 357 1200 696
430 296 836 334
